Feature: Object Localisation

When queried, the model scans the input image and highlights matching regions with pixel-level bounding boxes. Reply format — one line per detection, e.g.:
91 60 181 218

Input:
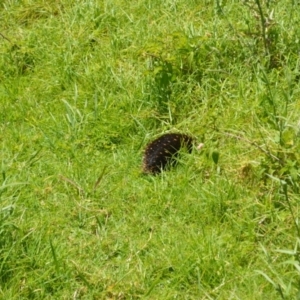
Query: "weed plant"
1 0 300 299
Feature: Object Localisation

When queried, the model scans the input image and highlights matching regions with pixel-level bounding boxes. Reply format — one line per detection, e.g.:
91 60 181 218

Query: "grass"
1 0 300 298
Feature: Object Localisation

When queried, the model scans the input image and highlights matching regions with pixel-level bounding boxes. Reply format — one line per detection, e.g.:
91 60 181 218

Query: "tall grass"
1 0 300 298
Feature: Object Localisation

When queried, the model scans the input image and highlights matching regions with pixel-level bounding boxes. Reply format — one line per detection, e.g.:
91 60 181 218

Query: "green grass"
1 0 300 298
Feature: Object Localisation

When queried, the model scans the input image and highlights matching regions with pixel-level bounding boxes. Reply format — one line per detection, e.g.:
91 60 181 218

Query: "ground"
1 0 300 299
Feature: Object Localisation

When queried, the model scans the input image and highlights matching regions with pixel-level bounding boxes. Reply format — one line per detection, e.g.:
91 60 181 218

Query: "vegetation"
1 0 300 298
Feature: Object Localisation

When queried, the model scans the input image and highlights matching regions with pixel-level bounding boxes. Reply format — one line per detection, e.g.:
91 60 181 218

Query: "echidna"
143 133 194 174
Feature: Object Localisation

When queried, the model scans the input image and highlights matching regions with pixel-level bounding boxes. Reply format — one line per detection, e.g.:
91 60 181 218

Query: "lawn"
1 0 300 299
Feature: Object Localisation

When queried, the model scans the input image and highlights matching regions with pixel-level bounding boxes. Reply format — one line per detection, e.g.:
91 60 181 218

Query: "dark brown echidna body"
143 133 194 174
